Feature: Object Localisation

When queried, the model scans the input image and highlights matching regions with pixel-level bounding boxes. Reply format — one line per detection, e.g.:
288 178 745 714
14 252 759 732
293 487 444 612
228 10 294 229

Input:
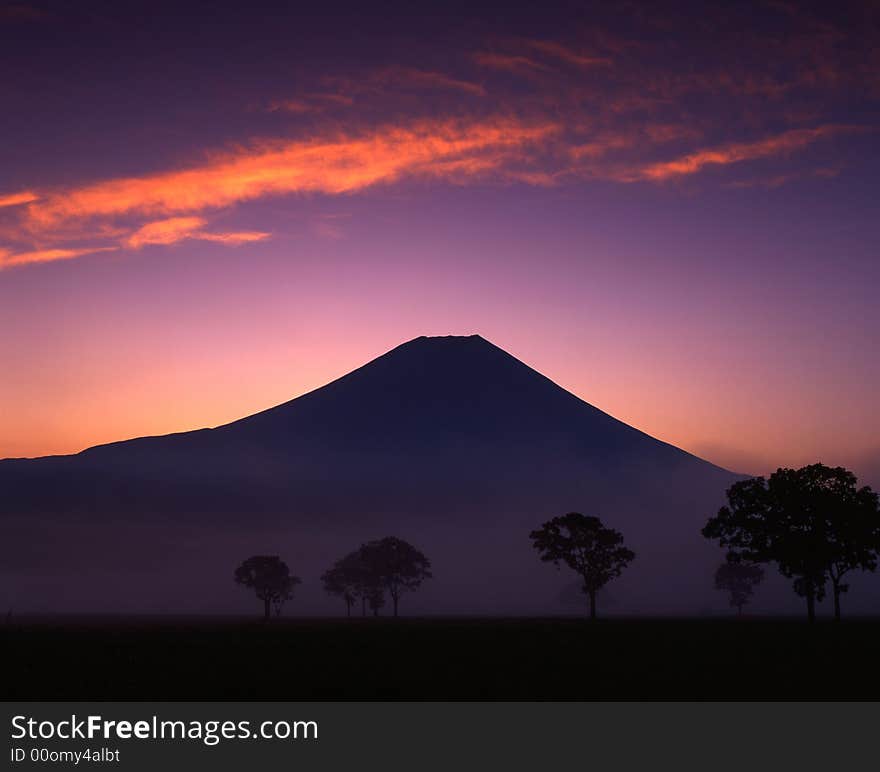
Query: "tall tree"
359 537 432 617
702 464 880 621
530 512 635 620
234 555 301 620
800 465 879 621
714 560 764 616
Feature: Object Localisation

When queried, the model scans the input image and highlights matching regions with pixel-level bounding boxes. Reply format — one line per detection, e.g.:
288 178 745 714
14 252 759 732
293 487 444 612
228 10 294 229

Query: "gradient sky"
1 0 878 484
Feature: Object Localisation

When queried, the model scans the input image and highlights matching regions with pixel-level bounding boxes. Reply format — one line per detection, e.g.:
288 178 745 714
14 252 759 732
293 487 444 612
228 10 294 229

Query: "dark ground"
3 616 879 700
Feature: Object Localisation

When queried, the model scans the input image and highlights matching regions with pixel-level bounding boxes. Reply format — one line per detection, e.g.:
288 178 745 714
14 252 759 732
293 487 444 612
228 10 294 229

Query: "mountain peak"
400 333 490 347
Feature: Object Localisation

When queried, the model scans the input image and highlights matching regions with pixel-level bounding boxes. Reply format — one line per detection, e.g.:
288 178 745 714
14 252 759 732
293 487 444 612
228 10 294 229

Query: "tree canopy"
714 560 764 615
321 550 383 617
322 538 431 617
234 555 301 620
358 537 432 617
530 512 635 620
703 464 880 621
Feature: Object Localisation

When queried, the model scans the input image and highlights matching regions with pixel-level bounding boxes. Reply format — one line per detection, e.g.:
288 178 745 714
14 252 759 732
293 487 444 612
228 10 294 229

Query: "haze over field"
0 1 878 617
2 335 878 615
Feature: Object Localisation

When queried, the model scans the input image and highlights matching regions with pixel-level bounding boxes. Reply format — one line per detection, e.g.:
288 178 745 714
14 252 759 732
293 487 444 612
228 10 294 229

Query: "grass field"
3 616 879 700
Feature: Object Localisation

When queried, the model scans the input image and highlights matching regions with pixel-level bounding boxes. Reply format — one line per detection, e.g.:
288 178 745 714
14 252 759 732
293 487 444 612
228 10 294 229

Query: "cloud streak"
23 118 559 228
0 246 117 270
525 40 613 68
125 217 270 248
615 125 852 182
2 13 869 274
0 191 38 208
1 117 856 270
362 67 486 97
473 52 551 74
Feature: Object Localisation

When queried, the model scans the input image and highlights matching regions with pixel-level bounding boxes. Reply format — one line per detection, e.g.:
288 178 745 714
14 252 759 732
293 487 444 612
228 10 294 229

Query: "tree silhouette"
358 537 432 617
714 559 764 616
702 464 880 621
321 549 386 617
272 578 298 617
234 555 301 620
805 465 879 621
367 586 386 616
530 512 635 620
321 560 357 617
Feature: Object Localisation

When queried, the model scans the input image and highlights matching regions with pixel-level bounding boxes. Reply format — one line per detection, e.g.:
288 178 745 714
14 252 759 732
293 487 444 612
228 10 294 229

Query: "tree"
803 465 879 621
321 550 386 617
702 464 880 622
321 561 357 617
234 555 301 620
358 537 432 617
272 576 299 617
367 586 386 616
703 475 824 621
714 559 764 616
529 512 635 620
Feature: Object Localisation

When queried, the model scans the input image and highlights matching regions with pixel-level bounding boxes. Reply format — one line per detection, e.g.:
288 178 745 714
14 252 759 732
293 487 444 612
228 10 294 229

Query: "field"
4 616 879 700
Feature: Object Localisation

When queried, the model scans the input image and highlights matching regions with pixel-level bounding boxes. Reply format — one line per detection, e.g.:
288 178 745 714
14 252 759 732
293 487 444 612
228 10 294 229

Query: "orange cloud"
197 231 270 245
126 216 270 248
0 246 116 270
126 216 207 247
24 118 559 228
0 190 38 208
526 40 612 68
622 125 851 182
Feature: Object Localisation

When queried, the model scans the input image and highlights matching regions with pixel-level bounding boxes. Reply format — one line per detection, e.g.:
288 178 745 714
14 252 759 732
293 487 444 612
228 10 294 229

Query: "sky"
0 0 878 484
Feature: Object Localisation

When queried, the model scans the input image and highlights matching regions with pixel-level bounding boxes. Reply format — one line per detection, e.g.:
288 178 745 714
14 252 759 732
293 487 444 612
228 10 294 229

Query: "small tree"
530 512 635 620
715 560 764 616
272 575 299 617
322 550 385 617
359 537 432 617
234 555 301 620
321 561 357 617
367 586 386 616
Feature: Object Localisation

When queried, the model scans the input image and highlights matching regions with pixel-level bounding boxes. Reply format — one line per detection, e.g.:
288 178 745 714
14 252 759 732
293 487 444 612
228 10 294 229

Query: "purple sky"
0 0 878 484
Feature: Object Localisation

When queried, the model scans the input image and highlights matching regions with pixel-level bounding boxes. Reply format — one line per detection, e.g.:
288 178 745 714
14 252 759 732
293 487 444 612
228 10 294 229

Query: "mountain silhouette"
0 334 764 614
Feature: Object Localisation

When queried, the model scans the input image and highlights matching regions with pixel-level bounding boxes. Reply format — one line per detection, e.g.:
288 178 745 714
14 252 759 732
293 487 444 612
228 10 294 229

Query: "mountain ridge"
3 334 733 479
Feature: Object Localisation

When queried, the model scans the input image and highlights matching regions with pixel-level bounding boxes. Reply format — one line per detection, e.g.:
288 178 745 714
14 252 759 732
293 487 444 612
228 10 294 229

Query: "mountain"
1 335 752 614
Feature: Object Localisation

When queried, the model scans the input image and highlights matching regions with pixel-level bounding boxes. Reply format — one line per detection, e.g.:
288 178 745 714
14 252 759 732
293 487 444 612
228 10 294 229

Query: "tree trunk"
361 596 366 617
346 599 351 618
588 590 596 621
806 588 815 623
393 594 399 618
263 597 271 621
832 581 842 622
